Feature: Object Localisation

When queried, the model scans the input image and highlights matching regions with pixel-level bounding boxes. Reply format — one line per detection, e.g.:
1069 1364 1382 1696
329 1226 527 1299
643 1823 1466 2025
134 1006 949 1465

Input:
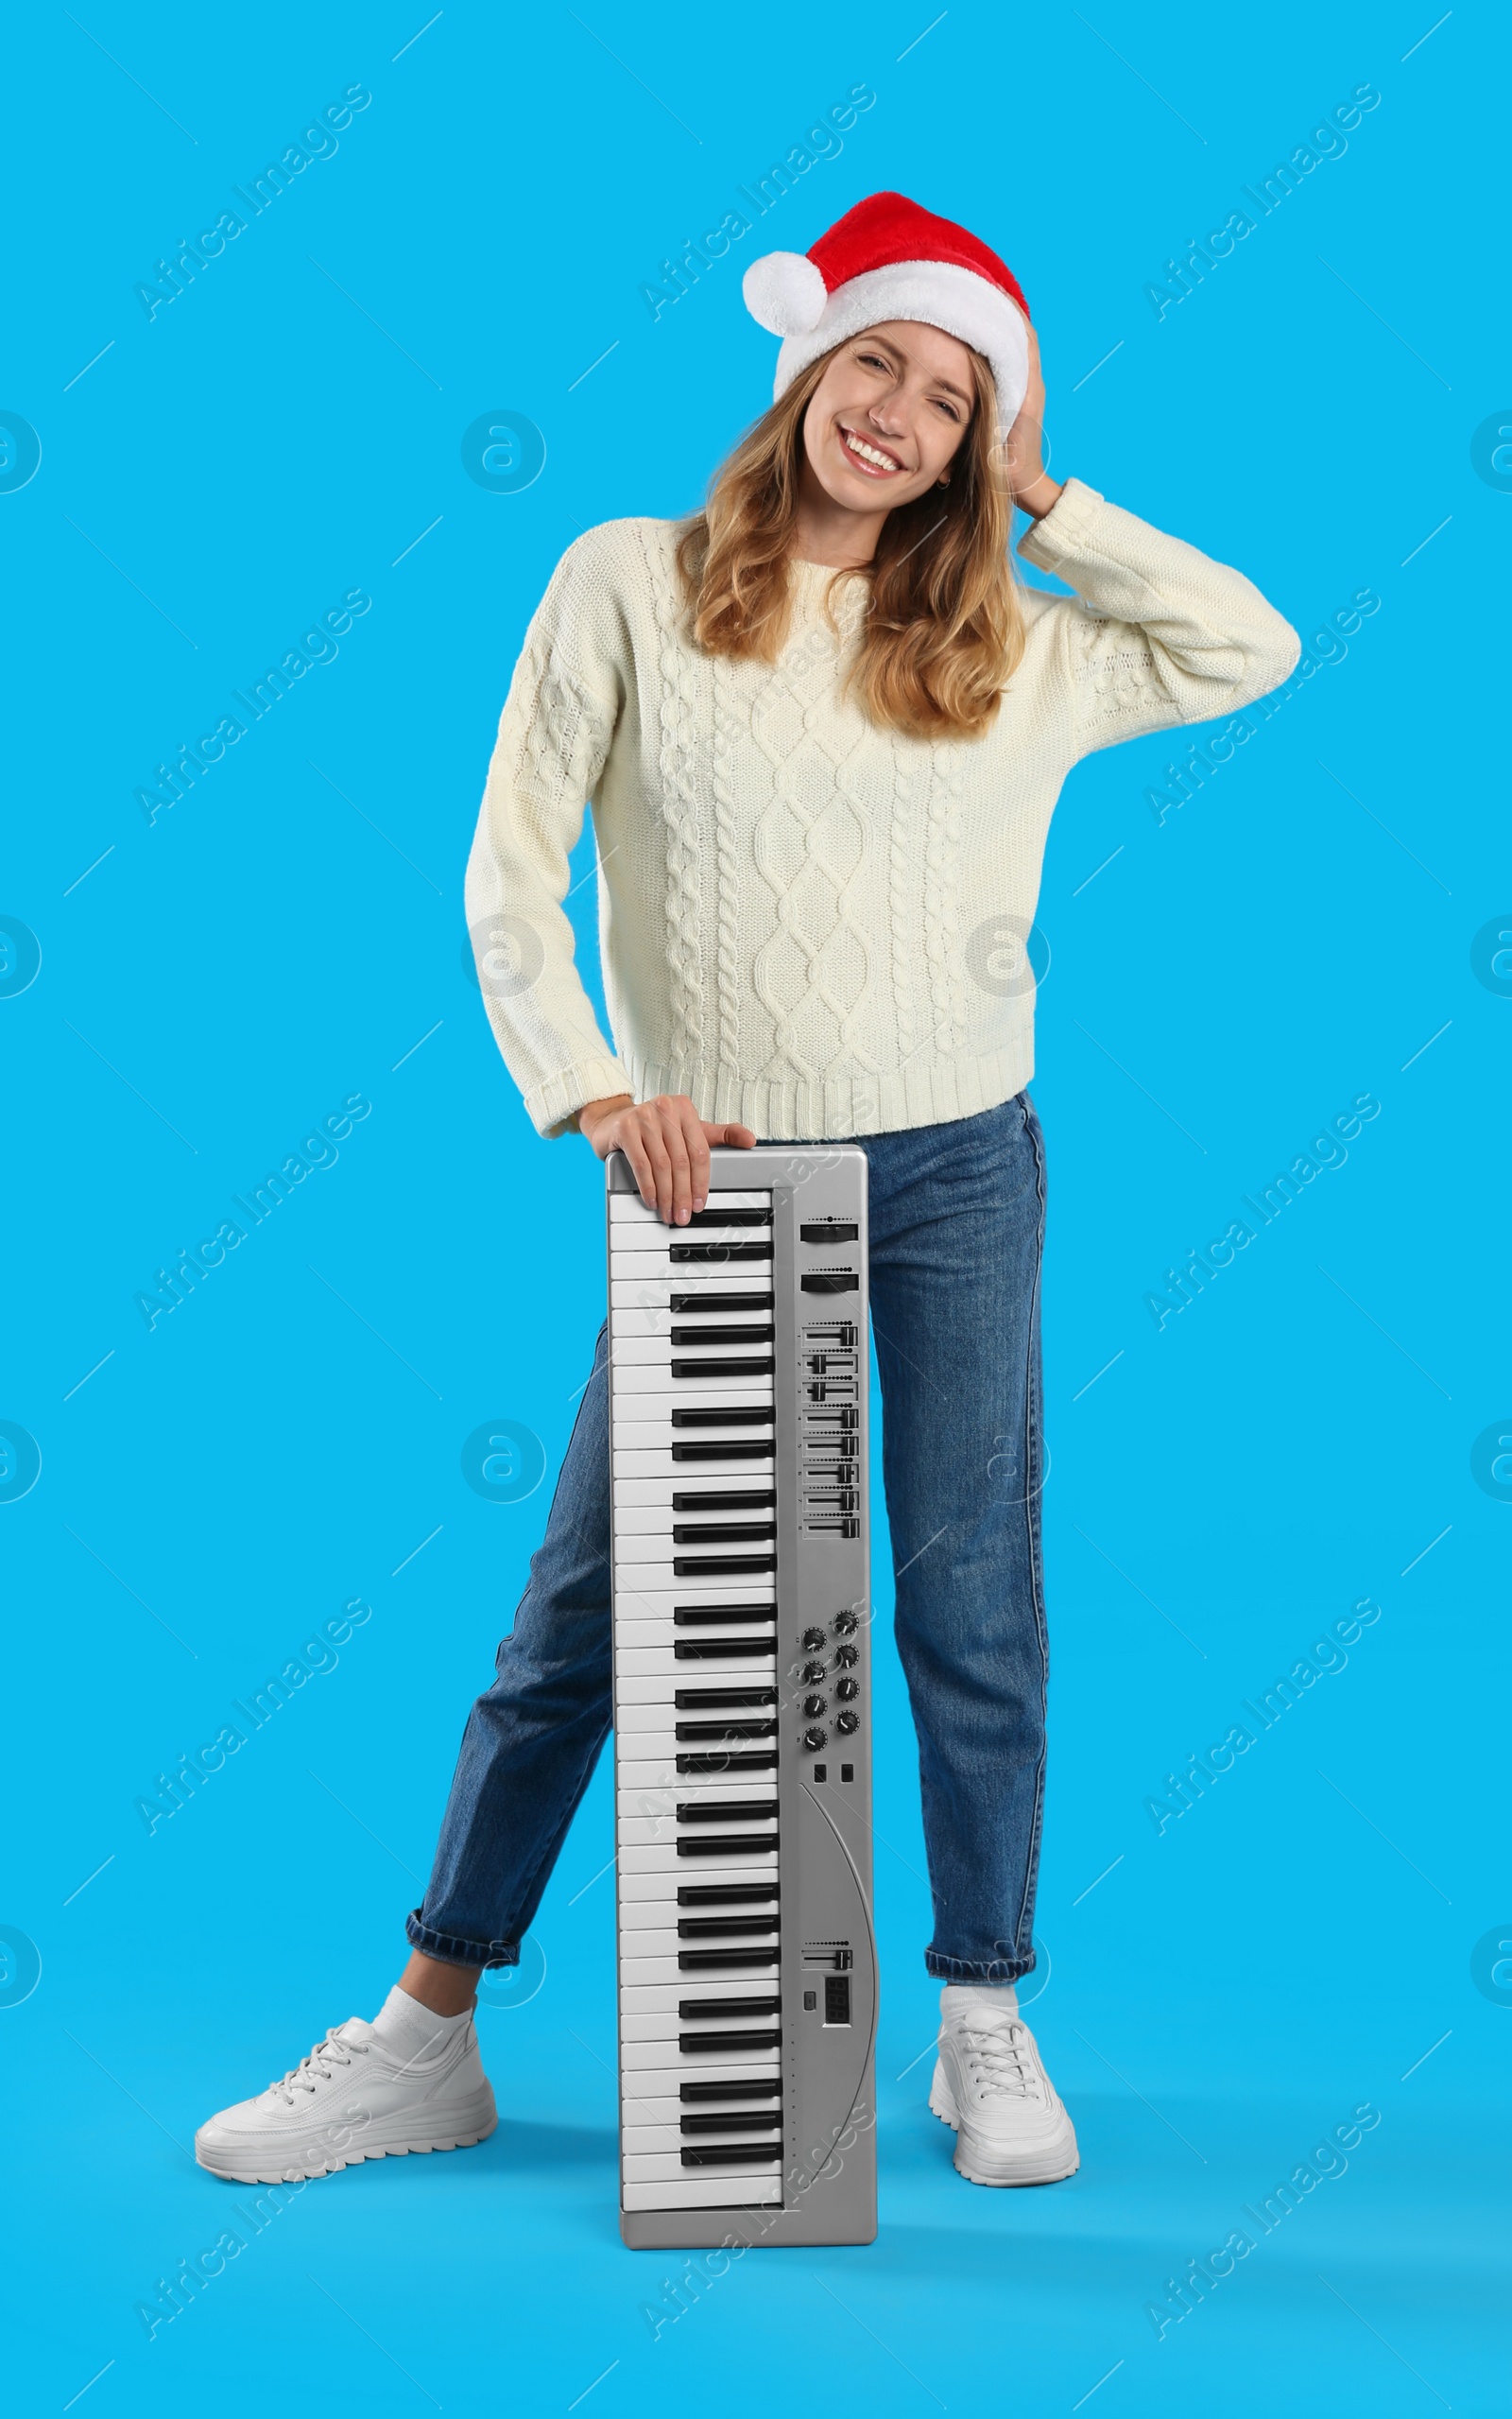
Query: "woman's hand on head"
576 1093 757 1225
1002 323 1063 520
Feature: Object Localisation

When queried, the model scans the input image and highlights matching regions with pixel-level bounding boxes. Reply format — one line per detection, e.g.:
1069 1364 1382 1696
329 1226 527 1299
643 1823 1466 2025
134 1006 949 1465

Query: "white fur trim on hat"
742 250 828 337
770 258 1030 433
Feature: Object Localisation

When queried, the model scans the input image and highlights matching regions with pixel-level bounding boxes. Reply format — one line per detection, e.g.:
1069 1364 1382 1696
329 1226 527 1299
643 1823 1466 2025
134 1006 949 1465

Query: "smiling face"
799 320 977 522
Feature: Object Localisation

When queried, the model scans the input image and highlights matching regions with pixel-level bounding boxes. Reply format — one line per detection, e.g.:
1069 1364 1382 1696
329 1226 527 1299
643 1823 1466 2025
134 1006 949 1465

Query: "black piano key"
679 1995 781 2020
669 1324 778 1346
683 1207 772 1228
675 1832 778 1856
670 1356 777 1379
679 2078 783 2100
669 1292 775 1315
671 1444 775 1463
676 1947 781 1971
674 1639 778 1659
676 1752 778 1774
679 2111 782 2134
673 1688 777 1709
677 1915 782 1938
673 1553 777 1578
672 1606 777 1628
676 1883 779 1907
679 2144 782 2167
669 1241 773 1264
672 1489 776 1512
676 1799 777 1824
671 1520 776 1544
674 1598 775 1620
678 2026 783 2053
673 1719 779 1741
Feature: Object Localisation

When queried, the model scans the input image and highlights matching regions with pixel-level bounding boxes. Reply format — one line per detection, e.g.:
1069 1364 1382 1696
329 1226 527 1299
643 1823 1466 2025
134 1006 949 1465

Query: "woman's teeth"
843 428 901 473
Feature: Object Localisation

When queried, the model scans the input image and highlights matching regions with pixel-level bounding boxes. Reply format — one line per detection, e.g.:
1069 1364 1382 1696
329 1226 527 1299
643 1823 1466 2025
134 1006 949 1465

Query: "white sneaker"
195 2015 497 2184
929 1995 1079 2186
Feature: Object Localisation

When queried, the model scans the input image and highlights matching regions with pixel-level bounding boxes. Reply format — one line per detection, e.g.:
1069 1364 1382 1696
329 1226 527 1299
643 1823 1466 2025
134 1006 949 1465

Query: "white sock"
941 1981 1020 2022
370 1983 472 2063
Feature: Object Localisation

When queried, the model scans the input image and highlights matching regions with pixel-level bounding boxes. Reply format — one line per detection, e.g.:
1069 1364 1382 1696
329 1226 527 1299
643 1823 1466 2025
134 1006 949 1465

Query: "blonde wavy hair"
674 337 1025 742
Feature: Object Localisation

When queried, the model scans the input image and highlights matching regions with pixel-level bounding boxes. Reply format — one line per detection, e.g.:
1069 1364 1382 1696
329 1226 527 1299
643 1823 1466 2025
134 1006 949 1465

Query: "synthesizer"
607 1144 877 2251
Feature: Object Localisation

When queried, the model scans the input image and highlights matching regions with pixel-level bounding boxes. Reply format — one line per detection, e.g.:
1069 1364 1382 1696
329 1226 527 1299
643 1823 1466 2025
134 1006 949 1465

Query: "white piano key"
620 2012 781 2045
613 1475 777 1507
613 1710 773 1743
617 1742 778 1776
618 1841 780 1875
609 1371 773 1400
613 1864 777 1903
618 1776 778 1812
617 1816 777 1849
612 1580 775 1613
610 1191 771 1219
623 2059 782 2095
610 1231 774 1261
622 2117 782 2156
611 1257 775 1288
618 1743 778 1772
613 1453 776 1481
613 1527 775 1561
623 1975 781 2011
614 1576 776 1606
622 2178 782 2210
621 2095 780 2128
610 1273 774 1307
613 1671 778 1707
614 1658 776 1689
621 1952 781 1986
623 2152 781 2184
614 1490 779 1529
619 2034 782 2071
618 1763 778 1796
614 1306 777 1340
612 1434 776 1463
612 1333 776 1364
616 1922 777 1956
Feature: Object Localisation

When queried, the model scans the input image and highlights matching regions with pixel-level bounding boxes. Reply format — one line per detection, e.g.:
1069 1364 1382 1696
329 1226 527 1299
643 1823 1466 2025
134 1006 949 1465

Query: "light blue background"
4 2 1506 2411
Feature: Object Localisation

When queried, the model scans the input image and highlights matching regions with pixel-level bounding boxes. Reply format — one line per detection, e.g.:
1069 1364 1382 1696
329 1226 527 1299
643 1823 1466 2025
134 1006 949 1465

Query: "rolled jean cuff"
405 1909 520 1971
924 1949 1037 1984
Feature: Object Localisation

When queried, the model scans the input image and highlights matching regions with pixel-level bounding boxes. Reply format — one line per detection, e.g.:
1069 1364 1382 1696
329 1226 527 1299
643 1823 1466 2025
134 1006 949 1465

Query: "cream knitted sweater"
465 477 1298 1140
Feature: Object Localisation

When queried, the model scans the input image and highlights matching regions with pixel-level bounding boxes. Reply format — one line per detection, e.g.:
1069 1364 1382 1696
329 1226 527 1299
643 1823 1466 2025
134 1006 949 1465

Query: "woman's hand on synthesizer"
577 1094 757 1225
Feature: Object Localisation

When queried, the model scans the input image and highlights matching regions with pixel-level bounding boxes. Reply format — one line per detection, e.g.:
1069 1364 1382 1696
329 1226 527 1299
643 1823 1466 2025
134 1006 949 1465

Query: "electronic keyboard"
607 1144 877 2250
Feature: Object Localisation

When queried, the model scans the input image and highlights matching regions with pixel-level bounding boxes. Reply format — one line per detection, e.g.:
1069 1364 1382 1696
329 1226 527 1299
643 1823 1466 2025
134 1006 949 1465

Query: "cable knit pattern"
638 522 705 1093
710 666 742 1110
464 478 1299 1140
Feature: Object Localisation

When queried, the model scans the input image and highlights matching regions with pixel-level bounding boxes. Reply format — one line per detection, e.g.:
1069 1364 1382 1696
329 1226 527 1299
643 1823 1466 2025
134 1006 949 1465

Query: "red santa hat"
742 190 1032 434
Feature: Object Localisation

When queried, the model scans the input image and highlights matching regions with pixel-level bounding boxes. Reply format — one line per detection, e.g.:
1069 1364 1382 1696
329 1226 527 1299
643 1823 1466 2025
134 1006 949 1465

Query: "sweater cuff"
1016 475 1107 571
525 1053 634 1140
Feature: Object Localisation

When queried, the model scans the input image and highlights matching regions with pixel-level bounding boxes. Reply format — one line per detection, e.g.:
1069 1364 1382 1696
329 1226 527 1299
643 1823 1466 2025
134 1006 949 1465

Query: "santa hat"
742 191 1031 434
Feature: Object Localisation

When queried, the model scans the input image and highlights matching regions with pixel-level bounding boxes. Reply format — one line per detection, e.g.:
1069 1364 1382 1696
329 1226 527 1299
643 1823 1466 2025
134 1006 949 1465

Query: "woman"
198 193 1298 2192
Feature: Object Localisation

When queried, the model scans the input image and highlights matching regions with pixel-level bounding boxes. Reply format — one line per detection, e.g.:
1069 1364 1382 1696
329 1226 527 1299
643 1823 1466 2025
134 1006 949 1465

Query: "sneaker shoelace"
959 2017 1046 2104
266 2028 369 2106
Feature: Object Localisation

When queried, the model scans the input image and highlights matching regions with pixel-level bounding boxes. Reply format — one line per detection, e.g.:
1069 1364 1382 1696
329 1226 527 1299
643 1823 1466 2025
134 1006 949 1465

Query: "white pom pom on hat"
742 250 829 338
741 190 1033 434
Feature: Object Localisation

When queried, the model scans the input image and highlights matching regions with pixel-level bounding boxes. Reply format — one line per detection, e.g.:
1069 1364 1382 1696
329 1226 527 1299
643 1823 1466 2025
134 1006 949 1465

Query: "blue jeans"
407 1094 1049 1984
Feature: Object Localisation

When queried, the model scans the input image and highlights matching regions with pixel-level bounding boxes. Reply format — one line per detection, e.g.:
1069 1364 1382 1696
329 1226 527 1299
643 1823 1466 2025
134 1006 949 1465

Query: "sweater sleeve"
464 527 636 1139
1016 476 1300 761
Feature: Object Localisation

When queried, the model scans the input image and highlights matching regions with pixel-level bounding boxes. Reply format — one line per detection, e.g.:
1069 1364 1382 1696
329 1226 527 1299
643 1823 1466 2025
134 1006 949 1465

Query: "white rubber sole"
195 2083 499 2185
928 2060 1080 2187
